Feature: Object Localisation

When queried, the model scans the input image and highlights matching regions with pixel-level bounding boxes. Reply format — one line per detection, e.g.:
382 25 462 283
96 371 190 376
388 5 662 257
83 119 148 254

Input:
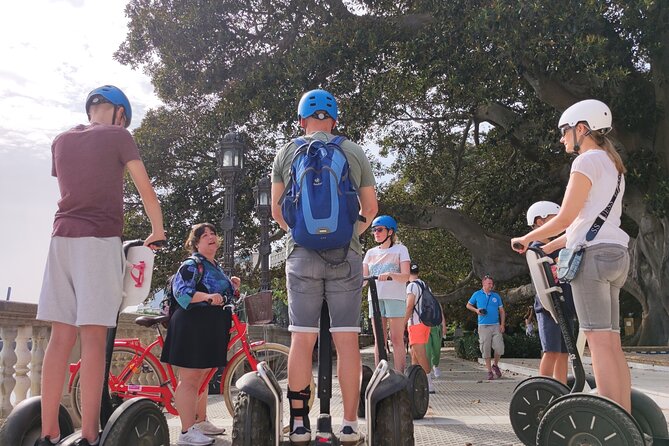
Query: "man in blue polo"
466 275 505 380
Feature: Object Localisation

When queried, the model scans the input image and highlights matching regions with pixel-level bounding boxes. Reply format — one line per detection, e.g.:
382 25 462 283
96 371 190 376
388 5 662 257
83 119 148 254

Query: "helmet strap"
111 105 119 126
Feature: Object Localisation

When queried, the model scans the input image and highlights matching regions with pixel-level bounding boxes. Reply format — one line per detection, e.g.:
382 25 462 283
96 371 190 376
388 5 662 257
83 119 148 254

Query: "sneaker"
289 425 312 445
194 419 225 435
178 426 215 446
74 437 100 446
487 370 495 380
492 364 502 378
338 426 364 445
35 437 59 446
432 365 441 378
427 374 436 394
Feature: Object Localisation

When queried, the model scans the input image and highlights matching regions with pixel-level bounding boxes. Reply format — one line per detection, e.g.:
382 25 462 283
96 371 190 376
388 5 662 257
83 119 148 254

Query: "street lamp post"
217 132 245 276
254 176 272 291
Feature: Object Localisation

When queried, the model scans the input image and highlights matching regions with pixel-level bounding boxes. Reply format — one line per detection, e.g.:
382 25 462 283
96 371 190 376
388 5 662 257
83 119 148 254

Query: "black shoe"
34 437 59 446
74 438 99 446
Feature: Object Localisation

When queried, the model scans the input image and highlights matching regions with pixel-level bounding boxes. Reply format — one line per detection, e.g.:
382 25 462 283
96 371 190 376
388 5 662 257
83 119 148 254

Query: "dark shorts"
537 310 568 353
286 247 363 333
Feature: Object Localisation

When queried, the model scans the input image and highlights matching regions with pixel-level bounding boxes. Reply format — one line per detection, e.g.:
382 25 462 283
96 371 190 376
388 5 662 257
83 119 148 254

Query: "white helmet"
558 99 612 133
526 201 561 226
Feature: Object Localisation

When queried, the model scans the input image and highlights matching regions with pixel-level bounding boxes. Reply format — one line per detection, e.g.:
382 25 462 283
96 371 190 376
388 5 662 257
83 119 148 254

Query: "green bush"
454 332 541 360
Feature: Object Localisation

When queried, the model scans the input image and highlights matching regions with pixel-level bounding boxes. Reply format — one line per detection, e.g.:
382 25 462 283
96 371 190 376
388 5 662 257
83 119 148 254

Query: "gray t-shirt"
51 123 141 237
272 131 376 256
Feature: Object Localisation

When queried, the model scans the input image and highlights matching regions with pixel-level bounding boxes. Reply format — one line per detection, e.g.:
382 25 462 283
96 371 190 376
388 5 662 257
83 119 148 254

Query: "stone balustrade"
0 300 290 423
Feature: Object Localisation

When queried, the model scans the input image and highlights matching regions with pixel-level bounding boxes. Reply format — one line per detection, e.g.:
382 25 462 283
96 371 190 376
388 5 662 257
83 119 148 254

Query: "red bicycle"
67 296 290 419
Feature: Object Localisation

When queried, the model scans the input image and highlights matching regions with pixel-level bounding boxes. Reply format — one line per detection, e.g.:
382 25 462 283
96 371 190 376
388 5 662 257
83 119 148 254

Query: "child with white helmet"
512 99 631 412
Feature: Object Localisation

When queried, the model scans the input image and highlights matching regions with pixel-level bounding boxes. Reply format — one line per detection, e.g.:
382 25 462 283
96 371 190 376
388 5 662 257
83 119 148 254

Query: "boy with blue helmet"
272 88 378 445
35 86 164 446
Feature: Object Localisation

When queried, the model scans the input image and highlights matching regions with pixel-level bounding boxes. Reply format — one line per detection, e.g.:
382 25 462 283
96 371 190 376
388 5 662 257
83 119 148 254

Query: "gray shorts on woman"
286 247 363 333
571 243 629 332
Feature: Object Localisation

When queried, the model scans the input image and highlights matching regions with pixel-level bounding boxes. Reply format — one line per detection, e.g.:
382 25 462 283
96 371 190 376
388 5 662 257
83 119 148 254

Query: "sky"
0 0 162 303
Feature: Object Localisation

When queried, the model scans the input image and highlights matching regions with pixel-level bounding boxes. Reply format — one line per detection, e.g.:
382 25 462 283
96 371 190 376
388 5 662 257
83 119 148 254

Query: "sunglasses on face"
560 125 573 137
371 227 387 233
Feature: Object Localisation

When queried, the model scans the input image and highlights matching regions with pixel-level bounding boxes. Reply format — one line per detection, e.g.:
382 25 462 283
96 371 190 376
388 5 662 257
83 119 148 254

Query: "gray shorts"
478 324 504 358
37 236 124 327
571 243 629 332
286 247 363 333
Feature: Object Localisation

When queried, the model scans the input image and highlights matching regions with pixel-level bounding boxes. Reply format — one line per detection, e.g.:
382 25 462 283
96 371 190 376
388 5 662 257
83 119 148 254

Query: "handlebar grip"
513 242 524 250
149 240 167 248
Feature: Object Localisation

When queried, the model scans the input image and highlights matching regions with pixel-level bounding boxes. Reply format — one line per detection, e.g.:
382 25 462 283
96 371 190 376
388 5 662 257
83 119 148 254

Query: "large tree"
117 0 669 345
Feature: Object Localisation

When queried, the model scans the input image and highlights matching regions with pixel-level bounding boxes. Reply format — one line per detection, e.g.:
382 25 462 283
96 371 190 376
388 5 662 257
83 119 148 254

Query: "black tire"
537 394 645 446
509 377 569 446
100 398 169 446
631 388 669 439
373 389 414 446
231 392 273 446
358 365 374 418
222 343 290 417
0 397 74 446
405 365 429 420
70 346 164 422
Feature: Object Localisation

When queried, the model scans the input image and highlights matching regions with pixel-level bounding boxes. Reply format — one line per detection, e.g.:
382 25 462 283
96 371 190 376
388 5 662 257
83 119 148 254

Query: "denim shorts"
286 247 363 333
570 243 629 332
537 311 568 353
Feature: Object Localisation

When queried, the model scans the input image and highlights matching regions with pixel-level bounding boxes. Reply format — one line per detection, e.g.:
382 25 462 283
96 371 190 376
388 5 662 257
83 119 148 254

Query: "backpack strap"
186 254 205 287
412 280 425 316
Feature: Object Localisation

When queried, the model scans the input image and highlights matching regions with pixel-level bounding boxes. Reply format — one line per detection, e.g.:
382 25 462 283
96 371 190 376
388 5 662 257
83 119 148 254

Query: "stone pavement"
166 346 669 445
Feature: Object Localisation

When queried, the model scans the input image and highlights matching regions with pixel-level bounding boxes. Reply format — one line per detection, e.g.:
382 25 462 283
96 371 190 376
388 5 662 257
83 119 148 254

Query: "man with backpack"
271 89 378 445
404 263 436 393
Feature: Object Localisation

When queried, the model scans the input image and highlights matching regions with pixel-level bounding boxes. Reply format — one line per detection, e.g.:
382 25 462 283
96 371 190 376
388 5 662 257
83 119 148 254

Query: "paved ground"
164 346 669 445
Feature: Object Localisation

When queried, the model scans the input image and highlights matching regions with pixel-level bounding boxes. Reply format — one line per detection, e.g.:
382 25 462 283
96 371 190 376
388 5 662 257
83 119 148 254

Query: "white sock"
342 419 358 431
292 419 304 429
48 435 61 445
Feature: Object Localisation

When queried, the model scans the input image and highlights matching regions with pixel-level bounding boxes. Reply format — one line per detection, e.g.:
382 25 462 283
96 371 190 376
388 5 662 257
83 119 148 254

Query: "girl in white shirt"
511 100 631 412
363 215 411 372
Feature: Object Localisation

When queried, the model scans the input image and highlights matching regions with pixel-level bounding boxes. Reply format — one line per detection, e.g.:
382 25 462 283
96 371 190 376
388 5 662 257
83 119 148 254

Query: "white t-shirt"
566 149 629 249
406 280 424 326
363 244 411 301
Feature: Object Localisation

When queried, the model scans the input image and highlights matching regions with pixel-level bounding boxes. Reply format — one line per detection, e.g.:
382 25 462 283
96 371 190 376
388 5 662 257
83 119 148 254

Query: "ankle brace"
287 385 311 430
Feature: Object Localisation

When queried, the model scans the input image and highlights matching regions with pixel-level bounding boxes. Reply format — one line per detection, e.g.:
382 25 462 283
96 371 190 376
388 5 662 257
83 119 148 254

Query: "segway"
0 240 170 446
509 245 669 446
358 277 429 421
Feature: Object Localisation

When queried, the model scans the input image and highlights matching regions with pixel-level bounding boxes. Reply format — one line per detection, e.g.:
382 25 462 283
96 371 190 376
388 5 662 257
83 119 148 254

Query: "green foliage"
454 334 481 361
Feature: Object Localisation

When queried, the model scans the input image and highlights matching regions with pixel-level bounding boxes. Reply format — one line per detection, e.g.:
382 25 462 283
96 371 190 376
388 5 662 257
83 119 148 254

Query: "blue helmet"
297 89 338 121
372 215 398 232
85 85 132 128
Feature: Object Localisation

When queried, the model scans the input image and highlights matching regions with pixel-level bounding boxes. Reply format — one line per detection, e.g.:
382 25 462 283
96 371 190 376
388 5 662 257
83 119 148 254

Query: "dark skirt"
161 304 232 369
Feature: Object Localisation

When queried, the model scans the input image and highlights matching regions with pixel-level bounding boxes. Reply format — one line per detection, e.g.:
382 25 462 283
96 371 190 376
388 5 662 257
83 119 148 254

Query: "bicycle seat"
134 315 170 327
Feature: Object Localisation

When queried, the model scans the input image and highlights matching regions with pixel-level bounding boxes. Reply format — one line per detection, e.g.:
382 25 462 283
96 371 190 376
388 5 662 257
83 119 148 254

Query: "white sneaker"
339 426 364 445
427 374 436 394
194 419 225 436
432 365 441 378
178 426 215 445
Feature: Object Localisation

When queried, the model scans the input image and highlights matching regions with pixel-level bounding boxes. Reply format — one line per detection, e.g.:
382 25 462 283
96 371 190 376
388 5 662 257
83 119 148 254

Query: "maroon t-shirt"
51 123 141 237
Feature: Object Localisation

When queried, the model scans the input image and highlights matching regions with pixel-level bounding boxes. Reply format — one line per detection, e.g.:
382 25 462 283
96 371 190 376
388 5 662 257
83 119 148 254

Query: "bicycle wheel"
69 346 165 422
222 343 290 417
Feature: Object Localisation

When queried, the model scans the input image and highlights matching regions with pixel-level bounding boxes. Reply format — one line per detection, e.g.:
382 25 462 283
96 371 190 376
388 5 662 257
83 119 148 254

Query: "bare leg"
553 353 569 385
79 325 108 442
410 344 430 374
586 331 631 412
388 317 406 373
40 322 77 440
288 332 318 421
484 357 492 371
195 369 215 422
175 368 209 431
332 332 362 422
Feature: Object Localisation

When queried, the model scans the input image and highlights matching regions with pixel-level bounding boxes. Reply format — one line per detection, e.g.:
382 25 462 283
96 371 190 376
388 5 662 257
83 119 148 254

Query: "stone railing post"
0 326 18 417
14 326 32 403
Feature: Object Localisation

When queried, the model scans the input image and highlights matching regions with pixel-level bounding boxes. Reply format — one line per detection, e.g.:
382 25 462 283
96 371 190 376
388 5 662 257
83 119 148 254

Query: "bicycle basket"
244 290 274 325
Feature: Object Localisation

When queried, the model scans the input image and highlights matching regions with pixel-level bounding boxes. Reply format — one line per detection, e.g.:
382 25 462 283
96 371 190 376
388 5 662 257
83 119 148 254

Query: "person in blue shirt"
466 275 506 380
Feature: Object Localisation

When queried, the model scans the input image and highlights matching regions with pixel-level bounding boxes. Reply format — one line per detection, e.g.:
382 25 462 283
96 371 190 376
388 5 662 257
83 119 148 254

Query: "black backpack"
412 280 443 327
161 255 204 318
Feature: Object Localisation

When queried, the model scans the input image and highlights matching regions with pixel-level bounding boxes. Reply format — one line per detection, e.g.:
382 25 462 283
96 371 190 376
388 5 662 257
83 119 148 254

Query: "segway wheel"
405 365 429 420
99 398 168 446
373 388 414 446
358 365 374 418
231 392 273 446
631 388 669 440
537 394 645 446
509 377 569 446
0 397 74 446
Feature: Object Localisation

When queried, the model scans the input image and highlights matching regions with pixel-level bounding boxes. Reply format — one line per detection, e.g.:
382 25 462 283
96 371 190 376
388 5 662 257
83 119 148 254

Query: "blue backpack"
281 136 360 252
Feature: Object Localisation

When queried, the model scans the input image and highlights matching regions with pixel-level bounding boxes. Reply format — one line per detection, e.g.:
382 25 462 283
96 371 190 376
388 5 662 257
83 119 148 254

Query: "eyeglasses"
559 125 573 137
371 227 387 233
